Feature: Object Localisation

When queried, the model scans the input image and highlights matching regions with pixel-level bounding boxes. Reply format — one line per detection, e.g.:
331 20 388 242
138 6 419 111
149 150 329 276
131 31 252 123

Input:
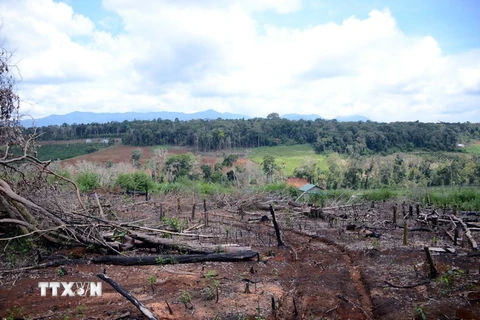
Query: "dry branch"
384 280 430 289
97 273 158 320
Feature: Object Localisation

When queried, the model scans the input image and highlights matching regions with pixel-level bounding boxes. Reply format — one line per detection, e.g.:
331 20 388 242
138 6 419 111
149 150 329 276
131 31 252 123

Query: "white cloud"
0 0 479 122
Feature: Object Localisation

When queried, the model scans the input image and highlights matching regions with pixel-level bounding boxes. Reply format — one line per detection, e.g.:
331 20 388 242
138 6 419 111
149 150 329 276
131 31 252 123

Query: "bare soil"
1 196 479 320
60 145 254 169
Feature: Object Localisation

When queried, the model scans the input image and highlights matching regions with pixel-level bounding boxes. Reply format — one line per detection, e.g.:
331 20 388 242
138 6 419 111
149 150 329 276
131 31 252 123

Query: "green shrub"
48 169 72 185
162 217 187 232
258 182 299 197
361 189 398 201
115 172 156 192
428 187 480 211
158 182 184 194
76 172 99 192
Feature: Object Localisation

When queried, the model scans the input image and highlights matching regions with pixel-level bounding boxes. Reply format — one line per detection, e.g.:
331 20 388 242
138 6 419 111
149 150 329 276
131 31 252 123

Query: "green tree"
262 155 277 182
201 164 212 181
293 157 317 183
164 154 194 182
221 154 238 168
131 148 143 167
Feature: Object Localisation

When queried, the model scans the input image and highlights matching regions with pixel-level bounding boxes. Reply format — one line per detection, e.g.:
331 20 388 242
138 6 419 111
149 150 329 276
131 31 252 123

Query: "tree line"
25 115 480 155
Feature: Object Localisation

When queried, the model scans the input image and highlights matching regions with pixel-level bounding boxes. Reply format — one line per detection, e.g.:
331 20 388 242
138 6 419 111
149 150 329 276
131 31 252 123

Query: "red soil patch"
61 145 257 170
61 146 189 166
286 177 308 188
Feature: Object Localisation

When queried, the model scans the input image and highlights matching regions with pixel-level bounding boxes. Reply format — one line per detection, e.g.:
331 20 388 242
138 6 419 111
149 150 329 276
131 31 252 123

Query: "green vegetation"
203 270 220 301
76 172 100 192
256 182 300 197
36 143 110 161
5 306 27 320
414 305 427 320
147 275 157 284
427 187 480 211
178 291 192 307
465 142 480 154
437 268 465 288
4 235 35 268
28 116 480 156
248 144 326 176
76 304 87 318
161 216 187 232
360 189 401 201
115 171 156 192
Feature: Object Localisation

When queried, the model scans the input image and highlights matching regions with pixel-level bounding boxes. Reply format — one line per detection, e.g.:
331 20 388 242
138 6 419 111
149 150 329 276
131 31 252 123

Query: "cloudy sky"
1 0 479 122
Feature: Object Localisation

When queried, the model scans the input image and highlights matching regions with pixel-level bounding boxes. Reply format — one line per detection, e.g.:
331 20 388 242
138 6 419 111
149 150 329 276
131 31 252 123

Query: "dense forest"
25 114 480 155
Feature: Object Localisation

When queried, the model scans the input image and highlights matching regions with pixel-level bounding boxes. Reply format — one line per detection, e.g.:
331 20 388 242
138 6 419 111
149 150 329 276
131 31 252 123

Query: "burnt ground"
1 197 479 320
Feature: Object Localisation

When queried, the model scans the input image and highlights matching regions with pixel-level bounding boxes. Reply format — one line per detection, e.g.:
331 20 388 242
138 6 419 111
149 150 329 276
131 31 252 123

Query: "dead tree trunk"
97 273 158 320
92 251 259 266
424 246 438 278
129 232 251 254
204 199 209 228
269 204 285 247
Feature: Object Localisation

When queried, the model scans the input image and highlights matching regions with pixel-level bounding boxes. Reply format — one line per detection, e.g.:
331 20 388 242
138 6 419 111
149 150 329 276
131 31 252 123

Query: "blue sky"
0 0 479 122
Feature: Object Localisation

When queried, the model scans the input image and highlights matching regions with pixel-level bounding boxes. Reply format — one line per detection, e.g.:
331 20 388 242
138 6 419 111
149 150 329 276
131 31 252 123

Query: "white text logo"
38 282 102 297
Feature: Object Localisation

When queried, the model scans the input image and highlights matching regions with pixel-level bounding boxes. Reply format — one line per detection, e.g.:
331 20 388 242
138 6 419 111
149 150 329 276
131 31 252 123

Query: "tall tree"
262 155 277 183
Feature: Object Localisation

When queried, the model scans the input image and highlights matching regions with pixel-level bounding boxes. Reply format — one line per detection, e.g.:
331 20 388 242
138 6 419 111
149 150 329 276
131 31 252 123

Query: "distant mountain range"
21 109 369 127
335 115 370 122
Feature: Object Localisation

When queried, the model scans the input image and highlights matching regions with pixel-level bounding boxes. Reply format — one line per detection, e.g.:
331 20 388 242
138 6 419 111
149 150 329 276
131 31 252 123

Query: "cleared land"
1 195 479 319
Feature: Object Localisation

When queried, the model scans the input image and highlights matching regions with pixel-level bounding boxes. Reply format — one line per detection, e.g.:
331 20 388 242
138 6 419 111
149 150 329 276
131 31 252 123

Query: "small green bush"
76 172 99 192
115 172 156 192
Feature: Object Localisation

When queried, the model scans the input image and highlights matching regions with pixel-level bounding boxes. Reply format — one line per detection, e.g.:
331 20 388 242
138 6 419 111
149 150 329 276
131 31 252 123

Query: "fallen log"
129 232 251 254
451 215 478 251
256 203 284 211
97 273 158 320
92 251 259 266
287 200 304 208
323 204 354 211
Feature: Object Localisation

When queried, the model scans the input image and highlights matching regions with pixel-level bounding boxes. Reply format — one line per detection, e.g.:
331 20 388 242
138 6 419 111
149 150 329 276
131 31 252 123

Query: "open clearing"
1 194 479 319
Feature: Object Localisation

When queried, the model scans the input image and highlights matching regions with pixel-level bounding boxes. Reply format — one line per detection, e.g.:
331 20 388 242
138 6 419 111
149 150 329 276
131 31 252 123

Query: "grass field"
465 141 480 154
247 144 327 177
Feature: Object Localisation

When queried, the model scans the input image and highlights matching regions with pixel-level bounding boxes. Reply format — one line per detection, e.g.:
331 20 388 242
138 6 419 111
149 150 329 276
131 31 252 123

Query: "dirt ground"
1 196 479 320
59 145 255 170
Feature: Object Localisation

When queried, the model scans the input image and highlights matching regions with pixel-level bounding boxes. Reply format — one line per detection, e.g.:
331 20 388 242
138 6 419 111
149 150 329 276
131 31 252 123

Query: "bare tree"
0 43 117 259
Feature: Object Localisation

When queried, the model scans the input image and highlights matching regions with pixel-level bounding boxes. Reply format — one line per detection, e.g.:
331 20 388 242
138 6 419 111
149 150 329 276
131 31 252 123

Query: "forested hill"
25 117 480 155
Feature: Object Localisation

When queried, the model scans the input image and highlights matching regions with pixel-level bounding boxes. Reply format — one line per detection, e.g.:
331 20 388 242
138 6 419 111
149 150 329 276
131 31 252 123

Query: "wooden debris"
428 247 456 254
424 246 438 278
129 232 251 254
97 273 158 320
384 280 430 289
451 215 478 251
92 251 259 266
